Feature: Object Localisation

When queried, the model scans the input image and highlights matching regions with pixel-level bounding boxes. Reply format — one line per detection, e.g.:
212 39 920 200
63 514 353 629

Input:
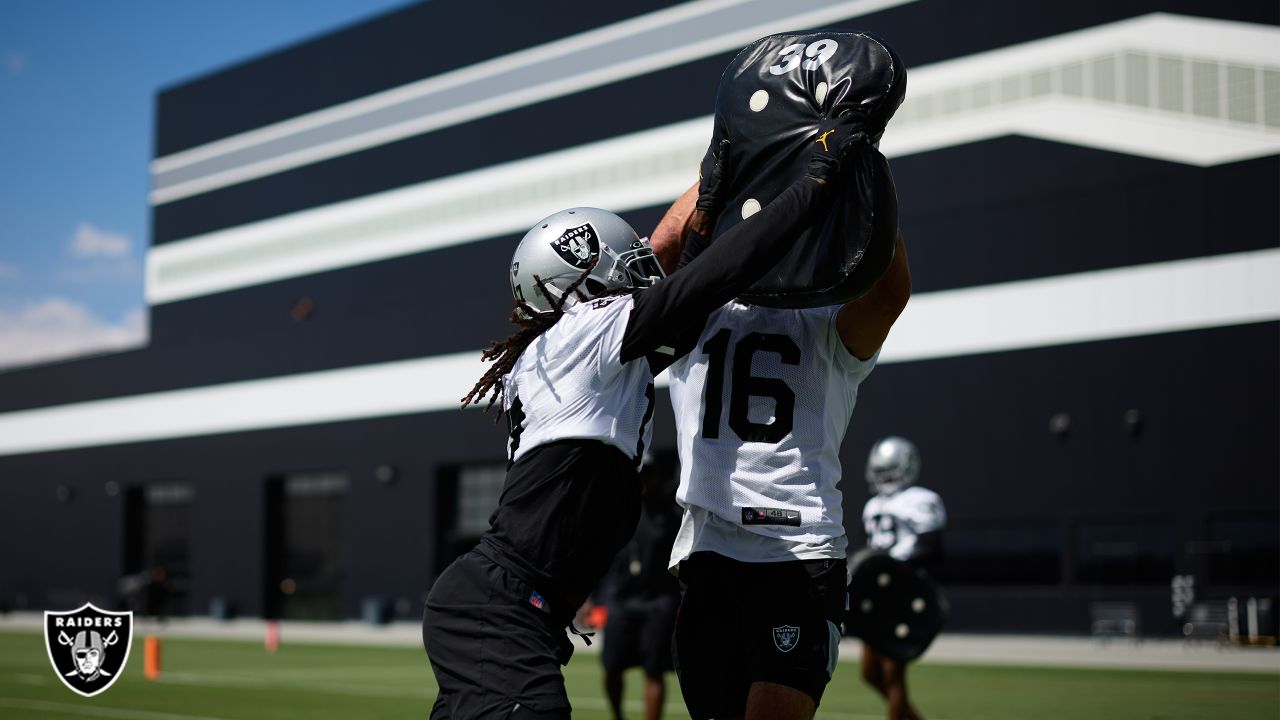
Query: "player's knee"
860 661 884 688
881 658 907 686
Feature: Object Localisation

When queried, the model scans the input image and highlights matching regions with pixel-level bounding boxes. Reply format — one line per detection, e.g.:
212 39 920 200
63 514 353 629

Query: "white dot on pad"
912 598 926 613
876 573 891 587
895 623 909 638
815 82 828 106
749 90 769 112
741 199 761 219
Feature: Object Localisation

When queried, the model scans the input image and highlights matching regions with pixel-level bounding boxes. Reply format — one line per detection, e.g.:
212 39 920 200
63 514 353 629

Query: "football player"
859 436 945 720
596 456 682 720
650 143 912 720
422 115 868 720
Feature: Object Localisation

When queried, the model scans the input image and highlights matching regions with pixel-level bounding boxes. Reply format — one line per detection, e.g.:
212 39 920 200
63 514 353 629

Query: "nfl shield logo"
44 603 133 697
772 624 800 653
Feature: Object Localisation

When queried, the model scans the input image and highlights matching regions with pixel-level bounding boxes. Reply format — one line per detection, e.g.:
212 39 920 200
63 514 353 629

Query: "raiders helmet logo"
772 625 800 653
44 603 133 697
550 223 600 270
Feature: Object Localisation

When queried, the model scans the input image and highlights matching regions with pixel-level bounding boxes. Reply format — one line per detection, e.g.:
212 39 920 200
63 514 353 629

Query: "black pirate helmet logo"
550 223 600 270
44 603 133 697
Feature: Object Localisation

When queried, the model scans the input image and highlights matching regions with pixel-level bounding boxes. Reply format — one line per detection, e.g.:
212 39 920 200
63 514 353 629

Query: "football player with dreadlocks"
422 114 869 720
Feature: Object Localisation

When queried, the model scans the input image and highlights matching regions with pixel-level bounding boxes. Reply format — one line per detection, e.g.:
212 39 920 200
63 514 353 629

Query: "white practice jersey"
862 486 946 562
502 295 655 464
668 302 878 566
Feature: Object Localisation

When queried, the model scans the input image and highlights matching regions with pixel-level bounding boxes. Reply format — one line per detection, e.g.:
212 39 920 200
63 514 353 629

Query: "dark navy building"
1 0 1276 635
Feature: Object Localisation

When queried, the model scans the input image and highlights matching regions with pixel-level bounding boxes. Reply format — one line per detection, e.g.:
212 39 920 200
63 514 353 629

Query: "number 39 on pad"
767 39 839 75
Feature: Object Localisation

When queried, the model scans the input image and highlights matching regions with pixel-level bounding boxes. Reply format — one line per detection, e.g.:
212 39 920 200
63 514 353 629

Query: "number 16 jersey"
667 301 879 566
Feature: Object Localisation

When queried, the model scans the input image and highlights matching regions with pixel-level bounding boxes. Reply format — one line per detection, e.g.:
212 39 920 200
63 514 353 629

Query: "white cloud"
57 258 141 284
71 222 131 258
0 298 147 371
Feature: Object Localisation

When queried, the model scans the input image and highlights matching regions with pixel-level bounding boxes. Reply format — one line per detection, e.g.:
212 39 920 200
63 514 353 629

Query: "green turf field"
1 630 1276 719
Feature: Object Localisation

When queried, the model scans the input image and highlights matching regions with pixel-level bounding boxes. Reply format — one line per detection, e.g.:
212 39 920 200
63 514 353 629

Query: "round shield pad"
706 31 906 308
845 549 947 662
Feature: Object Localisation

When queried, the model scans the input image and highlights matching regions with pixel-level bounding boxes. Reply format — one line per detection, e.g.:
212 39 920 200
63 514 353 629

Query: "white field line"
0 697 231 720
146 670 902 720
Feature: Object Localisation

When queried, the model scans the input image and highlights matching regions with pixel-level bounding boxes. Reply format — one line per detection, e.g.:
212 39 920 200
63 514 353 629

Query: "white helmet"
866 436 920 495
509 207 664 314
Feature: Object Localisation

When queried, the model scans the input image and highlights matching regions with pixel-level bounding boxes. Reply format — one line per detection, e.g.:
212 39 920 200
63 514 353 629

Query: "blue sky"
0 0 411 370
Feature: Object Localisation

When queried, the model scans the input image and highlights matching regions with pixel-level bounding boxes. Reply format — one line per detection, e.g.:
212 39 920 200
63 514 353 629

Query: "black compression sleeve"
676 229 711 271
619 177 828 364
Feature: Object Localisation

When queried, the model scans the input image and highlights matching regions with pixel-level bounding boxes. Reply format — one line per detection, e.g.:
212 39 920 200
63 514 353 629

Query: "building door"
264 471 348 620
123 482 192 617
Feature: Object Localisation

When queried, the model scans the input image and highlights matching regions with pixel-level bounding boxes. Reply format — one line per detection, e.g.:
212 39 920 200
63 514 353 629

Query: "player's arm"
649 181 698 273
896 492 945 563
835 230 912 361
888 532 919 562
621 176 828 364
648 139 731 274
619 129 862 365
621 118 870 365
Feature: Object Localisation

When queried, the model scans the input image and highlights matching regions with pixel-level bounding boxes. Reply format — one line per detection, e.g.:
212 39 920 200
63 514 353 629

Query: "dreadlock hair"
460 266 596 419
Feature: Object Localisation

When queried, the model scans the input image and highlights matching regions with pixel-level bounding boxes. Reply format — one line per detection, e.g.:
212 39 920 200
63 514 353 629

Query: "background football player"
422 116 865 720
858 436 946 720
596 455 682 720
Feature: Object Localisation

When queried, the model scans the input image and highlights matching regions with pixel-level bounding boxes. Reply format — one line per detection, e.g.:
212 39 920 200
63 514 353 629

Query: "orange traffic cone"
143 635 161 680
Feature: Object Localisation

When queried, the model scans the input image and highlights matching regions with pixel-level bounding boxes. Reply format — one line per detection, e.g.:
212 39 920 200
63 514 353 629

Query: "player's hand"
695 139 731 216
805 110 872 184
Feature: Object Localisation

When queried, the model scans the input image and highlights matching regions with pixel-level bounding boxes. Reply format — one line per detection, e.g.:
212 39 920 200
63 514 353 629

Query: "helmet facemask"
587 237 664 296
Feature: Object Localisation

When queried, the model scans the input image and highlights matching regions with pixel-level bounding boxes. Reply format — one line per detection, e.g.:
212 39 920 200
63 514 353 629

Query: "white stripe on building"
146 13 1280 306
10 248 1280 457
149 0 918 204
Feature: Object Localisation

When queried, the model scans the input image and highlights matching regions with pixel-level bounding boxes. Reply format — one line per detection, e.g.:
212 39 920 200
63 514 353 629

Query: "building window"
434 462 506 577
932 521 1062 585
456 464 506 538
1206 511 1279 587
1073 517 1174 585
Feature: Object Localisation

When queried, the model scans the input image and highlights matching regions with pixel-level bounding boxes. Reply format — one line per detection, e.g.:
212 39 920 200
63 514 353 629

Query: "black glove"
695 139 731 215
805 110 872 184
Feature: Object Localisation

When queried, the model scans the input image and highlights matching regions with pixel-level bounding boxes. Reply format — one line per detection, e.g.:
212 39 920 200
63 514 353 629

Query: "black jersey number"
700 329 800 443
506 395 526 465
869 513 898 548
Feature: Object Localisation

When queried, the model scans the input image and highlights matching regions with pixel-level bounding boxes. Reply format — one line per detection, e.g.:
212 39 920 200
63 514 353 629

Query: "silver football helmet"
866 436 920 495
509 207 664 314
